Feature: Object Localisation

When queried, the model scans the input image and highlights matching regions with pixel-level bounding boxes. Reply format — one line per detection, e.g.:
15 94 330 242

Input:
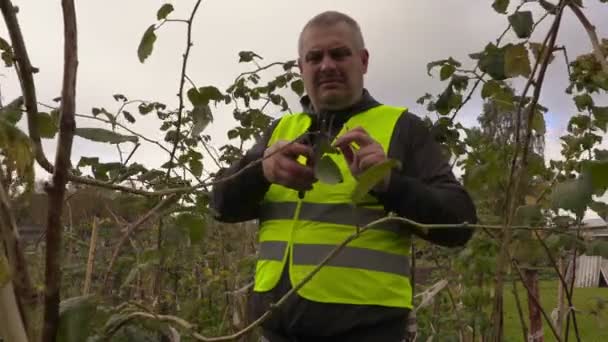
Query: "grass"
504 279 608 341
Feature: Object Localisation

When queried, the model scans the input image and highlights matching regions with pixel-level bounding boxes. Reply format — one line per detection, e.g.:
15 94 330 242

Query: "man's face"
298 22 369 112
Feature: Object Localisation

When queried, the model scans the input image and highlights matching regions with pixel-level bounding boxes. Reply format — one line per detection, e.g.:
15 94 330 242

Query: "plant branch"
532 229 581 341
511 259 562 342
42 0 77 340
233 61 288 85
568 3 608 74
166 0 203 179
0 169 36 337
492 2 566 339
102 194 178 289
0 0 54 172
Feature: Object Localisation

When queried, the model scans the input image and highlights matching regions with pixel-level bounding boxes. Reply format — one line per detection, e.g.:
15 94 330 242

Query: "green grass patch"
504 280 608 341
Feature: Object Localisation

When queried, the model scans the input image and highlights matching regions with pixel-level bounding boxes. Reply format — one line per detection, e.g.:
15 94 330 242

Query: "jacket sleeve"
209 121 278 223
373 112 477 247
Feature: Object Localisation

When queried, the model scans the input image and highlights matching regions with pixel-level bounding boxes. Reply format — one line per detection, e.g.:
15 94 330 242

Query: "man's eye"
330 48 351 60
306 52 323 63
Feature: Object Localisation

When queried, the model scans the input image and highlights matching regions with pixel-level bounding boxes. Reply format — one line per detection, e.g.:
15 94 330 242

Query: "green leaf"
479 43 507 80
113 94 127 102
176 213 205 244
585 160 608 190
37 112 58 138
574 94 594 111
508 11 534 39
492 0 510 14
191 104 212 136
75 128 138 144
551 176 594 217
591 106 608 132
596 149 608 161
187 86 224 107
138 103 154 115
590 201 608 219
57 295 97 342
351 159 401 203
0 36 14 67
532 112 546 135
122 110 135 124
314 155 343 184
426 57 461 76
238 51 261 63
156 3 174 20
440 64 456 81
290 79 304 97
0 119 34 179
137 25 156 63
435 85 455 115
189 159 203 178
587 240 608 258
504 43 531 78
0 97 23 124
529 42 555 65
481 80 501 99
515 205 542 225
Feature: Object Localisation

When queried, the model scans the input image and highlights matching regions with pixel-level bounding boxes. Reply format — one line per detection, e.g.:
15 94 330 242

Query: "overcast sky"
1 0 607 216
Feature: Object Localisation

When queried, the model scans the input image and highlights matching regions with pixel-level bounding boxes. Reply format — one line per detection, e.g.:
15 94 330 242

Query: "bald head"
298 11 365 57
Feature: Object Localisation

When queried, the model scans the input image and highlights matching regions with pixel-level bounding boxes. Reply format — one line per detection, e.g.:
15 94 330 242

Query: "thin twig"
532 229 581 341
233 62 287 86
42 1 77 340
102 195 178 289
0 0 53 172
166 0 203 179
569 4 608 74
511 259 562 342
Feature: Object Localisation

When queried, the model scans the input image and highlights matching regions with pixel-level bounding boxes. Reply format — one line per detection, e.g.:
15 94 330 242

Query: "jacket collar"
299 88 382 125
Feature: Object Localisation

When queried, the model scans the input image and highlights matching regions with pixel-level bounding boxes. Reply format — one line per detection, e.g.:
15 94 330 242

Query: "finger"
282 142 314 159
334 129 376 149
275 168 315 191
277 157 315 179
337 143 355 165
355 144 384 160
358 153 386 171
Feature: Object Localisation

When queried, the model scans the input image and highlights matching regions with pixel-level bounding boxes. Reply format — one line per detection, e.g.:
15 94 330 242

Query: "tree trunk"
524 268 544 342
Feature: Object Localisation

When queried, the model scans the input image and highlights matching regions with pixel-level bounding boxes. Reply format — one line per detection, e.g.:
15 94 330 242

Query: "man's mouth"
318 79 344 87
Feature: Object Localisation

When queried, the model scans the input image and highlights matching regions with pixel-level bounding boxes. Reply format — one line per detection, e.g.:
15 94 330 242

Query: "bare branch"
42 0 78 340
569 4 608 74
102 195 178 289
0 169 36 337
82 217 99 295
0 0 53 172
511 259 562 342
532 230 581 341
166 0 203 178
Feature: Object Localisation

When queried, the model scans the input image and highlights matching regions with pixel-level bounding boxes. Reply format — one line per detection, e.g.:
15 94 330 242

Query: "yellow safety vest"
254 104 413 309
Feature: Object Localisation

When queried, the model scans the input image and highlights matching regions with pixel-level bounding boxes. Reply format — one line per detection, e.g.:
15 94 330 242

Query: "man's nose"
319 55 338 72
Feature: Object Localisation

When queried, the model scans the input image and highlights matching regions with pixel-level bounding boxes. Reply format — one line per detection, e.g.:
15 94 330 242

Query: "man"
211 10 477 342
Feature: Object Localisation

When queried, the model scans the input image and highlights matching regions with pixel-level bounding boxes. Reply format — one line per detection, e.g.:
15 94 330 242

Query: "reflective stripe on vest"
259 202 402 235
258 241 410 277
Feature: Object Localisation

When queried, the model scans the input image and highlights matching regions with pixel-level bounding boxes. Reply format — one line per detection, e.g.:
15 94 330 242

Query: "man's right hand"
262 140 316 191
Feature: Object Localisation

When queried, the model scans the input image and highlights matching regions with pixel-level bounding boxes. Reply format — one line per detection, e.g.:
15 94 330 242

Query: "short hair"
298 11 365 57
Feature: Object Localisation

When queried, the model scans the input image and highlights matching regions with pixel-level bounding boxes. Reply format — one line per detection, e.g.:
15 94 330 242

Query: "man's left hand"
333 126 389 191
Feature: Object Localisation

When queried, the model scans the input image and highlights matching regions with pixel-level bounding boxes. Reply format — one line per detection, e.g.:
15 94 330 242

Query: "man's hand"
334 127 390 191
262 140 316 191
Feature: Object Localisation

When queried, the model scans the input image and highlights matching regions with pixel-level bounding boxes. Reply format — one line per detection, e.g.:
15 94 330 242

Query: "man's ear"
297 57 303 73
360 49 369 73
